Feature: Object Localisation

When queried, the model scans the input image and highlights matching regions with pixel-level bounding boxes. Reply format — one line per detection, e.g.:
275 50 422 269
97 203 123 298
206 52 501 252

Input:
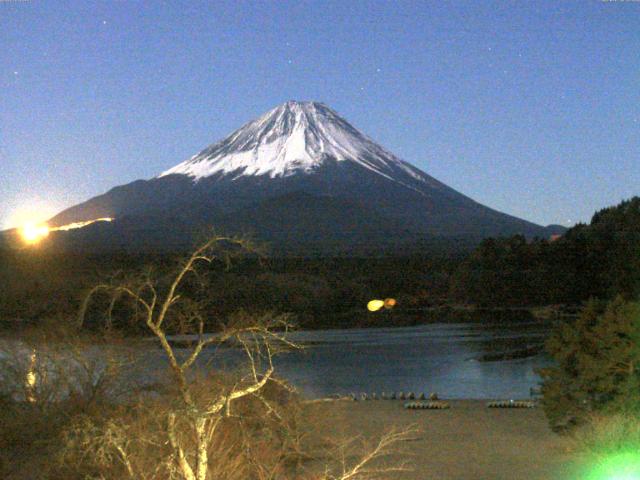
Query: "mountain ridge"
159 101 427 184
45 101 562 253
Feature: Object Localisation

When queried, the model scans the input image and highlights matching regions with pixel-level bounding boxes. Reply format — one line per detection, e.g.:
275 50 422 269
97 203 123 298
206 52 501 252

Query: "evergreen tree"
450 196 640 307
539 297 640 430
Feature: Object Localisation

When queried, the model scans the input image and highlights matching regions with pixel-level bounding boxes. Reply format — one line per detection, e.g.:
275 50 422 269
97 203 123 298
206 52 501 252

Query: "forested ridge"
450 197 640 307
1 197 638 329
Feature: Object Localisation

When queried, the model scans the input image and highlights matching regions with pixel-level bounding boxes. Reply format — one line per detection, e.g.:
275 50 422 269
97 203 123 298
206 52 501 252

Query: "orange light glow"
384 298 397 309
368 298 397 312
17 217 114 246
20 222 50 245
54 217 113 231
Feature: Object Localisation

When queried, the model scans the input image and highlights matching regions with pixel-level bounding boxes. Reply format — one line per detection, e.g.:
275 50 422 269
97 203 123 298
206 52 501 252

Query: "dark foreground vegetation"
0 237 415 480
0 197 639 478
540 296 640 430
529 199 640 471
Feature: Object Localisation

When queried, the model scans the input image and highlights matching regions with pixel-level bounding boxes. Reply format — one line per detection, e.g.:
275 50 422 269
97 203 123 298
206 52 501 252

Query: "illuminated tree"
539 297 640 431
75 235 415 480
77 236 296 480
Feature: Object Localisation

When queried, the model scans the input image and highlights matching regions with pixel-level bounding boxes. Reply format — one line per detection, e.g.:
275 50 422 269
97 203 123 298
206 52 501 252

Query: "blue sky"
1 0 639 228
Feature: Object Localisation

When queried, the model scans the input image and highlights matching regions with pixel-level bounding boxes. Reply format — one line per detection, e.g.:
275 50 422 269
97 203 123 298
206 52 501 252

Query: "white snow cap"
159 100 426 183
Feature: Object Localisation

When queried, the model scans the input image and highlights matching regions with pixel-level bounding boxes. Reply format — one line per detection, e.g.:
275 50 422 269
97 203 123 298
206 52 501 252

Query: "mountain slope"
48 101 560 253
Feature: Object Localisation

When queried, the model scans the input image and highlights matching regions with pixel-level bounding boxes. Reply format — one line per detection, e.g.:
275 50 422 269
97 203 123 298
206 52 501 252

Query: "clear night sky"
1 0 638 229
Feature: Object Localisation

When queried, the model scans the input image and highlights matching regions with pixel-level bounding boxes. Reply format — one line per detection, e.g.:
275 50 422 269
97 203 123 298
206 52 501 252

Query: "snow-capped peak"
159 101 425 182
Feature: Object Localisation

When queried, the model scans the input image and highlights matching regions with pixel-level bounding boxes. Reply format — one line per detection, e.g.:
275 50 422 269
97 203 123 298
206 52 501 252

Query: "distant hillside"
450 197 640 306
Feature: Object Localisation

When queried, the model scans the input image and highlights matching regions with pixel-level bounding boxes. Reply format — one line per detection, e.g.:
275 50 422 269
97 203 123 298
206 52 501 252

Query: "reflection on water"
0 322 553 401
265 322 552 399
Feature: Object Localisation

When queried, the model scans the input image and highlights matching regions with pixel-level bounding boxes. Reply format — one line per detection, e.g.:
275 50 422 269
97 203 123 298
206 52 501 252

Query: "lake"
269 321 553 399
0 321 554 402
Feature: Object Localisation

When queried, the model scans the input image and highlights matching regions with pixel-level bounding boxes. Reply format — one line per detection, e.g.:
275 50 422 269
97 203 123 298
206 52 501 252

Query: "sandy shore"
306 399 579 480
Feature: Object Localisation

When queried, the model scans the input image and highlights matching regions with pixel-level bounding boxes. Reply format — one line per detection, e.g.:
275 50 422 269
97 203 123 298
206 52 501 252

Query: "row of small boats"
344 392 536 409
349 391 440 401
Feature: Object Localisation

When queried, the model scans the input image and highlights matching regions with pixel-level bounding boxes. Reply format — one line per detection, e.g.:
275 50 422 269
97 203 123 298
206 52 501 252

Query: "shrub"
539 296 640 431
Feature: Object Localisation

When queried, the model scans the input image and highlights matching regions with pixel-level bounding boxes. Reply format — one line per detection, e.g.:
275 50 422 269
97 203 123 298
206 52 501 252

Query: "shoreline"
306 399 579 480
0 304 572 334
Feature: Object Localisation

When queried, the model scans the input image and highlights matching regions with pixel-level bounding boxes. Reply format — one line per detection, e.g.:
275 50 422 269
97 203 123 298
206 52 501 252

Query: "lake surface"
0 321 554 401
268 322 553 399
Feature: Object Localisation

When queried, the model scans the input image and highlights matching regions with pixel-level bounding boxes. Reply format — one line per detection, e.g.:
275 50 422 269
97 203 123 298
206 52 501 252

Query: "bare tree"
0 319 133 411
77 236 301 480
320 427 417 480
74 235 416 480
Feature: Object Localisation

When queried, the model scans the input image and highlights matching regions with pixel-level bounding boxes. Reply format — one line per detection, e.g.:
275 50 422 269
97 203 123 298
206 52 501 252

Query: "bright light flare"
16 217 114 246
583 452 640 480
367 300 385 312
367 298 397 312
20 222 50 245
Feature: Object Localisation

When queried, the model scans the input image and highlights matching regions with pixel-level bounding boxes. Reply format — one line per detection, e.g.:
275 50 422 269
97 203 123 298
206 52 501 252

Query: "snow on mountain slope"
159 101 430 187
44 100 559 252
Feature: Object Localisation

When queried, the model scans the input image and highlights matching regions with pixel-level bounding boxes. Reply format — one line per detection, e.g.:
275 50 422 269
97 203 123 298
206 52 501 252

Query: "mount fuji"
46 101 561 253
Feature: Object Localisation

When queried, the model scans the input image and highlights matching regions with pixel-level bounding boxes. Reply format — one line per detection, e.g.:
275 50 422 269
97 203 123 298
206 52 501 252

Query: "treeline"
0 250 174 327
450 197 640 307
1 197 638 329
0 249 462 330
200 255 464 328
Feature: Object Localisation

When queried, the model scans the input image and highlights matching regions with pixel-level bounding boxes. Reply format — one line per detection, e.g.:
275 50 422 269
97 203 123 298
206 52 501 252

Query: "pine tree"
539 297 640 430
